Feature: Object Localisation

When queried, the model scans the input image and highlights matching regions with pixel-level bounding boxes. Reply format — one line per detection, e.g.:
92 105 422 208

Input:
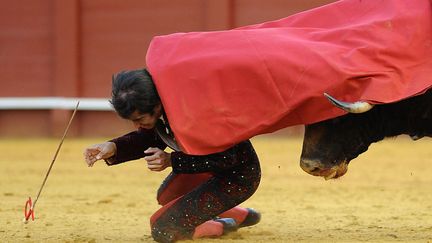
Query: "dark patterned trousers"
150 140 261 242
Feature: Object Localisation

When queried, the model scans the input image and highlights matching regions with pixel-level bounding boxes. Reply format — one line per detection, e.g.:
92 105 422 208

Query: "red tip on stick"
23 197 34 223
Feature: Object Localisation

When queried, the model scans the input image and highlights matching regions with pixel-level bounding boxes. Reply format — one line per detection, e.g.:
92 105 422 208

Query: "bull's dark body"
300 89 432 177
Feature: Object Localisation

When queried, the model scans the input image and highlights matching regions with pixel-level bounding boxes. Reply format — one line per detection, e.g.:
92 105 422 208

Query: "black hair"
110 69 161 119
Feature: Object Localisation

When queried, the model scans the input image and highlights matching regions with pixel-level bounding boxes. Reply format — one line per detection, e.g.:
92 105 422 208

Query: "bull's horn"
324 93 374 113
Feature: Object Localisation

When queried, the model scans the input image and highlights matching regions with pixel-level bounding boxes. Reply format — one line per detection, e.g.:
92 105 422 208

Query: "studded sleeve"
170 140 255 173
105 128 167 166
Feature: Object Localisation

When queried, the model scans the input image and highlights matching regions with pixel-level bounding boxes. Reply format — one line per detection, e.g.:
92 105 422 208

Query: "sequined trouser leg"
156 172 214 206
150 141 261 243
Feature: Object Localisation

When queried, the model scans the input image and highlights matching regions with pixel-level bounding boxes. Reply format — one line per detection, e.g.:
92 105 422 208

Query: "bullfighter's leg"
156 172 213 205
156 172 260 226
150 141 261 242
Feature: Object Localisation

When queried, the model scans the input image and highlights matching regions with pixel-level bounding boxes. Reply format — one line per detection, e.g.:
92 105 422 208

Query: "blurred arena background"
0 0 335 138
2 1 432 242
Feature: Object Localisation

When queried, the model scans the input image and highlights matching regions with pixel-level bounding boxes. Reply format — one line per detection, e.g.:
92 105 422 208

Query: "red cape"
146 0 432 155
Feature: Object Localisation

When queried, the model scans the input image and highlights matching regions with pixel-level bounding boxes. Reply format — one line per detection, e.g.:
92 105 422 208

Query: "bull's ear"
324 93 374 113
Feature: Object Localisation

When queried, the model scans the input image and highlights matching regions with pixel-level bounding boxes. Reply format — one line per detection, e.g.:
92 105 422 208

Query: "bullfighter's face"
128 104 162 130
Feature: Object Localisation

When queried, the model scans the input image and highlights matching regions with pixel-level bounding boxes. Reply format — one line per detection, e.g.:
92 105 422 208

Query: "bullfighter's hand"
83 142 117 167
144 147 172 172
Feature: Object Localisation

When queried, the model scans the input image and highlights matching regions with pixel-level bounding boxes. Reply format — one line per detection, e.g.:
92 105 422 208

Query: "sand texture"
1 136 431 242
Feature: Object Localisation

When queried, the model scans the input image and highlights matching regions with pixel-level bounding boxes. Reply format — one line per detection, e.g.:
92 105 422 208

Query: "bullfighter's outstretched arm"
106 128 167 165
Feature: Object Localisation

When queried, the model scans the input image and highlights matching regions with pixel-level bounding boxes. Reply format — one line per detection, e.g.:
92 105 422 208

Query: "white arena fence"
0 97 114 111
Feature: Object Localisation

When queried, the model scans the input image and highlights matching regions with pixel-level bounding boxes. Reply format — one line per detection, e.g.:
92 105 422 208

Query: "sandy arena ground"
1 135 431 242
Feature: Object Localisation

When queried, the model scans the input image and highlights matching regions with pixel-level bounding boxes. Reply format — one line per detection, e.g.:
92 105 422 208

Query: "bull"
300 88 432 180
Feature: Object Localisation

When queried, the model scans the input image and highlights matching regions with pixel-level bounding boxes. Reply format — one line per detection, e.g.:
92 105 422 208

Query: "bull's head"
300 89 432 179
300 94 375 179
300 90 432 180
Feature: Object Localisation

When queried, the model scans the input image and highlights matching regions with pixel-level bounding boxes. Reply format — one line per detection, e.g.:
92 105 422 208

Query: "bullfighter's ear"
409 134 424 141
324 93 374 113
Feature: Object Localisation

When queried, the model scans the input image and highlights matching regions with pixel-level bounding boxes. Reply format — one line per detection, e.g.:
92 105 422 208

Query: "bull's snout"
300 159 323 175
300 158 348 180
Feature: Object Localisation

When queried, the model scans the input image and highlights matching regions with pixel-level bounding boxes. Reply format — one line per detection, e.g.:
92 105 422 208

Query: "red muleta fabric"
146 0 432 155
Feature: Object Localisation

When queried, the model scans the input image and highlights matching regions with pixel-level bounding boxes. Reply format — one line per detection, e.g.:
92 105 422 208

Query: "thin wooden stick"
24 101 80 222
